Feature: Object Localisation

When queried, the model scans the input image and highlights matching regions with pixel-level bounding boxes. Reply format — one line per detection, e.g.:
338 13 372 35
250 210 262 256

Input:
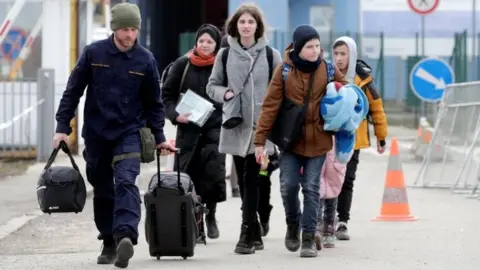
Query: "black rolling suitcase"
144 150 199 260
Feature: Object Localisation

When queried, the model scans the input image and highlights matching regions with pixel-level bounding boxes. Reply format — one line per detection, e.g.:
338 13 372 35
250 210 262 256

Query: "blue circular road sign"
409 57 455 103
0 28 27 62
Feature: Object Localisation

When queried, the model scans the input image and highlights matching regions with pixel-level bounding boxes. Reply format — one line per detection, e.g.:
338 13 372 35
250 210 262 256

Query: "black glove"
355 60 372 80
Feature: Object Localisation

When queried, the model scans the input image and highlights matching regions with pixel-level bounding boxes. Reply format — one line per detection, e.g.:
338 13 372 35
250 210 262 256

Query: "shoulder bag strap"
239 52 263 119
281 63 290 95
242 52 262 88
303 72 315 108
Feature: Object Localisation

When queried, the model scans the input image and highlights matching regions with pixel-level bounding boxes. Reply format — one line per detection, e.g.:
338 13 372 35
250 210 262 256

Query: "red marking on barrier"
0 20 11 36
25 37 33 48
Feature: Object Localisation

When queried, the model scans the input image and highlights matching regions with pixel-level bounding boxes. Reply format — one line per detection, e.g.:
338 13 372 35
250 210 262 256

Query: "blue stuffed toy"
320 82 369 164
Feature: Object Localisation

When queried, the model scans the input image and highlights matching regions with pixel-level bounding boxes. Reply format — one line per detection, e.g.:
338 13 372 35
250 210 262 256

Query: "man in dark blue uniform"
53 3 176 268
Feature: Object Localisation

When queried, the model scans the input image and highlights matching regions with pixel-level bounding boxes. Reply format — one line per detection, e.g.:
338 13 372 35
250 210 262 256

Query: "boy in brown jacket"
254 25 347 258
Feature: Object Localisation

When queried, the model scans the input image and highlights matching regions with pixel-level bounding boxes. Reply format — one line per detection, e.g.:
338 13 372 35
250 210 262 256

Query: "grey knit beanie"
110 3 141 31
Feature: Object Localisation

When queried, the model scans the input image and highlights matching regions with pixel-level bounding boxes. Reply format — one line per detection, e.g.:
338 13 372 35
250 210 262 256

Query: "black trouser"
232 154 263 225
337 149 360 223
234 154 273 223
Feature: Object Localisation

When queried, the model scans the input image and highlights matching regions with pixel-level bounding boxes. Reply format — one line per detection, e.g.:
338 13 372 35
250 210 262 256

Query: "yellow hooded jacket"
332 37 388 149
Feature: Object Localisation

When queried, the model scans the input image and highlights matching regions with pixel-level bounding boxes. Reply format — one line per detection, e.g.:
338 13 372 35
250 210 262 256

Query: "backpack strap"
324 60 335 83
281 63 291 93
221 47 230 87
179 61 190 93
159 62 174 89
266 46 273 82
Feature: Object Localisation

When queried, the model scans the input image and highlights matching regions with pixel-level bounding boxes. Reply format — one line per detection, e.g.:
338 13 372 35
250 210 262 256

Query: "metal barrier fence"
0 69 58 161
0 80 38 159
414 81 480 198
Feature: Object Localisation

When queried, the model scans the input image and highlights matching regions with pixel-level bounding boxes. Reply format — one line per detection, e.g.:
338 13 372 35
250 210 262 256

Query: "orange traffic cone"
372 137 418 221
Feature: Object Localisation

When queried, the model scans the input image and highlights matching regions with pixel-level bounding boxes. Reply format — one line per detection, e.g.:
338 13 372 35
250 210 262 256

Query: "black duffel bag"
36 141 87 214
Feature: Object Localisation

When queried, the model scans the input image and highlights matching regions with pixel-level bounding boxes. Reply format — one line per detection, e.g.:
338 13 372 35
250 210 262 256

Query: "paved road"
0 125 479 269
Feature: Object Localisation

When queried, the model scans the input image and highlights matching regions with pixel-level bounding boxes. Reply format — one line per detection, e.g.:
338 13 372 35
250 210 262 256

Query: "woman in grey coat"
206 3 282 255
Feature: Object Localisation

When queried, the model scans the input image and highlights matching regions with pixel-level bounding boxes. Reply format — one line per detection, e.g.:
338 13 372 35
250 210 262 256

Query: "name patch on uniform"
91 63 109 68
128 71 145 76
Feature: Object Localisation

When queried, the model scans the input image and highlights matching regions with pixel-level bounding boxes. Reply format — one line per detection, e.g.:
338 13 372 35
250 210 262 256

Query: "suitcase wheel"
182 256 187 260
156 256 160 260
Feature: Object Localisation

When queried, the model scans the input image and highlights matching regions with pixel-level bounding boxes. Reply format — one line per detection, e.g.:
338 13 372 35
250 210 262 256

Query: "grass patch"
0 160 36 179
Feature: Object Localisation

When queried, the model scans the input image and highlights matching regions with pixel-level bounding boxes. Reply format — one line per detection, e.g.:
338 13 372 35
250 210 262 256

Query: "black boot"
300 231 318 258
97 240 116 264
284 222 301 252
114 237 134 268
206 203 220 239
251 221 264 250
259 205 273 237
234 224 255 254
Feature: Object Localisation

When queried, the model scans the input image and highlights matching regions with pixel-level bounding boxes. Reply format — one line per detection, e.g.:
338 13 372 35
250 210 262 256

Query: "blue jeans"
279 152 326 233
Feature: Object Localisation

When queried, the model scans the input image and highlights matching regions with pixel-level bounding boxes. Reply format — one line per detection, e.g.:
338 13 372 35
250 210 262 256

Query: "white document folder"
175 89 215 127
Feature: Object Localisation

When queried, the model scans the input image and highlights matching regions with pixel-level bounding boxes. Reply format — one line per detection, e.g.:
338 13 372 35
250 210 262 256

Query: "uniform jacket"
55 35 167 144
254 44 348 157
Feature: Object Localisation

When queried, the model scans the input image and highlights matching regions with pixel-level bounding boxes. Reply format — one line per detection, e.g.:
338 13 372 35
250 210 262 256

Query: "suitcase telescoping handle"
156 149 185 194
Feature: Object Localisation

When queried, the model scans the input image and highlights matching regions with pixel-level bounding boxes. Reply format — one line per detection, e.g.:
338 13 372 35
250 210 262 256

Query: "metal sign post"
407 0 441 117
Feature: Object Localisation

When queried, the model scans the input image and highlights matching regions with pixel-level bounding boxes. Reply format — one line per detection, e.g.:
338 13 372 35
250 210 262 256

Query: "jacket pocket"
91 64 112 87
126 69 145 90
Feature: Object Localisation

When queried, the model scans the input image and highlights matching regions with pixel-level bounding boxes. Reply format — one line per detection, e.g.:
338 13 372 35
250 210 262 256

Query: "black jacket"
55 35 166 144
162 55 226 203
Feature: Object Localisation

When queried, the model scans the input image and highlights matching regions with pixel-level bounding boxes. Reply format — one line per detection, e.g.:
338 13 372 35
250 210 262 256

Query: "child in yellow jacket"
331 36 388 240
